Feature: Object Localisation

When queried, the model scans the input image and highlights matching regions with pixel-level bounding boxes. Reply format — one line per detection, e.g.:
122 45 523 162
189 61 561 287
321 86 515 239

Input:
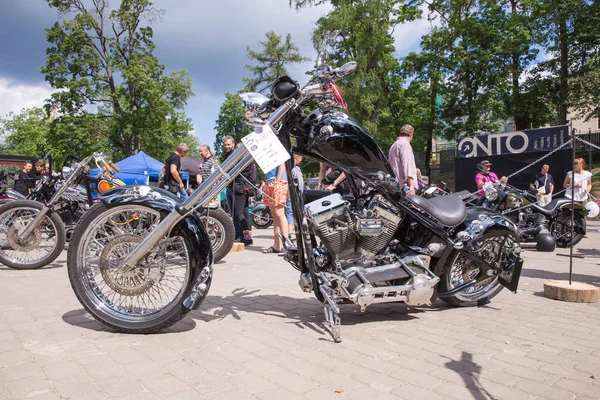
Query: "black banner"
455 149 572 195
457 125 570 159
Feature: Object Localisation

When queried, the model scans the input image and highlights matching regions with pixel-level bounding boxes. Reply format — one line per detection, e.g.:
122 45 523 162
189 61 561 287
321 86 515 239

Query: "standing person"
318 162 350 195
530 164 554 206
222 136 241 240
564 158 592 205
13 162 33 197
164 143 189 201
31 162 44 183
43 163 51 177
388 124 417 195
475 160 499 194
198 144 216 185
232 142 256 245
262 163 288 254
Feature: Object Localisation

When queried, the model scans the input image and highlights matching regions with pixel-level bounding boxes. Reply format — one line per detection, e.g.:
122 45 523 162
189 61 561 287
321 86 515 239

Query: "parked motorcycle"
0 153 120 269
248 198 273 229
66 33 523 341
477 181 587 247
0 171 27 204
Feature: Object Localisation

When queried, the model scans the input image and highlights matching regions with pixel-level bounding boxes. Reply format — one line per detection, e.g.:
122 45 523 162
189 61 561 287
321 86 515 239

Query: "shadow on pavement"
575 247 600 258
521 268 600 285
62 308 196 333
0 262 64 271
445 351 495 400
189 288 462 335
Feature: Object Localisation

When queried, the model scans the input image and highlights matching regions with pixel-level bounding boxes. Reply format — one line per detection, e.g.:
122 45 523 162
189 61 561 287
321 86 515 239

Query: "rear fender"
100 185 213 310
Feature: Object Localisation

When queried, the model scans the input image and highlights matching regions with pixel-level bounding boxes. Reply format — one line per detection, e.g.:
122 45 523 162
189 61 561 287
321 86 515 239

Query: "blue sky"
0 0 433 151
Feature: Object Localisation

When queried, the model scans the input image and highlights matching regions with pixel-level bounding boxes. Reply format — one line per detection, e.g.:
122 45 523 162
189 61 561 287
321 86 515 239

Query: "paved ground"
1 221 600 400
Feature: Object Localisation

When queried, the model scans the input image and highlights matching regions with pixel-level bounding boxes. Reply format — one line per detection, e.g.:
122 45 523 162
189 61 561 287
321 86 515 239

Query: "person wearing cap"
475 160 499 193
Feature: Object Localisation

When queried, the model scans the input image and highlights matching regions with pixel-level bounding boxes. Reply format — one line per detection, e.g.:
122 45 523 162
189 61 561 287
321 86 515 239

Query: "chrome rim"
0 207 60 266
253 210 270 226
76 206 190 322
448 235 517 301
200 215 225 252
553 215 580 242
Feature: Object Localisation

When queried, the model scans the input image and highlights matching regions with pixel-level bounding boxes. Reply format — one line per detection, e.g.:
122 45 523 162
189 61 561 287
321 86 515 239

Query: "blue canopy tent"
89 151 188 185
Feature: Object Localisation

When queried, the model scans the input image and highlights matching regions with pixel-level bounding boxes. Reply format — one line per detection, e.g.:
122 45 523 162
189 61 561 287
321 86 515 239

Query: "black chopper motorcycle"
0 153 121 269
66 35 523 342
476 181 587 248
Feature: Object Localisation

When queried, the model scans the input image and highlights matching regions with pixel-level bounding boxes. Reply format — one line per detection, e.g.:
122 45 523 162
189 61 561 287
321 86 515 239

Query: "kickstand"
324 304 342 343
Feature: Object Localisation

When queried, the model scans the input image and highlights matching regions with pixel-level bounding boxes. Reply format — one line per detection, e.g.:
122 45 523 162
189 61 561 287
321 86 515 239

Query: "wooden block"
543 280 600 303
229 242 245 252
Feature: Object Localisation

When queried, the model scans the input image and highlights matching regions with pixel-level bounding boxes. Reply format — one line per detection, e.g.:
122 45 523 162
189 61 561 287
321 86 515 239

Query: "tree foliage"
42 0 194 160
0 108 52 157
243 31 310 94
213 92 252 157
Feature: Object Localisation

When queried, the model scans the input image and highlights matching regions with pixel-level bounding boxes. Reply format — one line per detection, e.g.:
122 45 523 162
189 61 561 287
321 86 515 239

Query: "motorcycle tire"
197 208 234 262
67 203 198 334
553 213 586 248
251 208 273 229
0 200 66 270
438 250 504 307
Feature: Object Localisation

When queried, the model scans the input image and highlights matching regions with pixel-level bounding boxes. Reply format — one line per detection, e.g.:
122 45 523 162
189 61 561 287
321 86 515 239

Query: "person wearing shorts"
262 163 288 254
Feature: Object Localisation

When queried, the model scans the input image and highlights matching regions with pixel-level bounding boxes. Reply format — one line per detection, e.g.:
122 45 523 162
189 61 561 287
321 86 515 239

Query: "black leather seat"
533 198 573 214
406 194 467 227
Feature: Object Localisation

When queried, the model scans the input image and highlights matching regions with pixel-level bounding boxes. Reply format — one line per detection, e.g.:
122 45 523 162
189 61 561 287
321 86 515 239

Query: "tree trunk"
558 3 569 125
425 77 437 177
510 0 523 130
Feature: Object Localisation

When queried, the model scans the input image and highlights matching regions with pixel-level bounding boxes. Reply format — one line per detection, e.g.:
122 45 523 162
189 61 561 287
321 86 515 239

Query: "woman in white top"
564 158 593 204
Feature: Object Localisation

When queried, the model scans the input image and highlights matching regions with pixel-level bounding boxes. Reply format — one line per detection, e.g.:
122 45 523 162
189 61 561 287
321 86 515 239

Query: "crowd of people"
11 161 50 197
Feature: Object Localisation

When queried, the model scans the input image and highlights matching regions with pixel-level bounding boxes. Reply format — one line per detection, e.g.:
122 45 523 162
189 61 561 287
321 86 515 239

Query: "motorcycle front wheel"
67 203 198 333
0 200 66 269
197 208 234 262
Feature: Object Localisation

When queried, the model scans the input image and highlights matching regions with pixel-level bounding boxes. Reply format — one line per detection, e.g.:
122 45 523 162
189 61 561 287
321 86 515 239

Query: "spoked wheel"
67 203 199 333
439 233 519 307
251 208 273 229
197 208 234 263
0 200 66 269
552 213 586 248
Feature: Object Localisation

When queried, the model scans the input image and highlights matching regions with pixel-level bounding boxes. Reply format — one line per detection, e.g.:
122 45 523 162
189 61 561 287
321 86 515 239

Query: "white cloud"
0 78 54 118
392 5 438 57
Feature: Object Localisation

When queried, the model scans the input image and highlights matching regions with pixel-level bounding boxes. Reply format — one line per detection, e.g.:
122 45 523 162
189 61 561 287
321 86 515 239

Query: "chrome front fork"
123 146 253 269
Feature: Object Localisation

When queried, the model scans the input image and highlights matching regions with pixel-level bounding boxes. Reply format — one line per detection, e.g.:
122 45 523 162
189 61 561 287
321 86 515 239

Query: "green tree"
0 108 52 156
295 0 421 144
243 31 309 94
213 92 252 158
42 0 193 159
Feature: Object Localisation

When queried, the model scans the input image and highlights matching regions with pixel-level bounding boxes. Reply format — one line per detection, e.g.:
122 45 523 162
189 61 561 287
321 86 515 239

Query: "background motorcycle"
248 195 273 229
0 171 27 204
66 33 522 341
476 182 587 247
0 153 119 269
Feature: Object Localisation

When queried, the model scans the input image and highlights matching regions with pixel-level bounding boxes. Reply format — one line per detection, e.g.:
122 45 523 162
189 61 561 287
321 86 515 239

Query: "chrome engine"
304 193 440 318
305 193 402 260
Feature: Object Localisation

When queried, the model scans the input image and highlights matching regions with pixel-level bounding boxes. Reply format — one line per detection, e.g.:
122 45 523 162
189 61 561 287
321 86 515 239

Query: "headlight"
484 186 498 201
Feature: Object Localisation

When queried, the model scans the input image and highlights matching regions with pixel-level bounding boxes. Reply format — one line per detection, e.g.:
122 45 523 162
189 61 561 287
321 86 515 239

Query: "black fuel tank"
308 110 395 182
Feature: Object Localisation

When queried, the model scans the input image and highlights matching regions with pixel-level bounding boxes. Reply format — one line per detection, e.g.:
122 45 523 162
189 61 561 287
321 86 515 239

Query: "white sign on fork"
241 124 291 173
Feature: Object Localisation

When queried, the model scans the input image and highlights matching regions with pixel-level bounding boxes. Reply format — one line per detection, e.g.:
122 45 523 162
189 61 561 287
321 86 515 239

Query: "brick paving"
1 221 600 399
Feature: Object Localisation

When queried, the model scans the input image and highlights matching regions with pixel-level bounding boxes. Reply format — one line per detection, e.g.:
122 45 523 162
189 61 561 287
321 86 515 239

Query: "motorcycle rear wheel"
0 200 66 269
67 203 196 333
553 213 586 248
439 250 504 307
